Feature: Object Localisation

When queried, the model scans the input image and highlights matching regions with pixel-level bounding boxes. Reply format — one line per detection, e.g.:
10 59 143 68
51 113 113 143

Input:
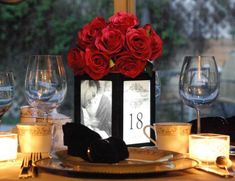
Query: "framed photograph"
74 73 155 146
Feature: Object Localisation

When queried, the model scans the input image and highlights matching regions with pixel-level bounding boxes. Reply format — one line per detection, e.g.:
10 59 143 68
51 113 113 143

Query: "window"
0 0 113 130
114 0 235 122
135 0 235 122
1 0 235 131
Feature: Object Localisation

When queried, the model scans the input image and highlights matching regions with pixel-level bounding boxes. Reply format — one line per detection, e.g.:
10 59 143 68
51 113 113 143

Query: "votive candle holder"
0 132 18 161
189 133 230 164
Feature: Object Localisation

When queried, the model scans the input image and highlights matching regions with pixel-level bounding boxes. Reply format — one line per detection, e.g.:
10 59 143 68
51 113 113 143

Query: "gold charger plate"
35 147 198 176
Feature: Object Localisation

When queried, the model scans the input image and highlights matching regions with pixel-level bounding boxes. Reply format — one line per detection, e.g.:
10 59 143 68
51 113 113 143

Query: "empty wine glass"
24 55 67 119
0 71 15 125
179 56 219 133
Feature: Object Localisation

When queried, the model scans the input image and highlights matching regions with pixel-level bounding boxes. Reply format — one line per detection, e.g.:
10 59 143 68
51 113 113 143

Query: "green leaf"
109 59 115 68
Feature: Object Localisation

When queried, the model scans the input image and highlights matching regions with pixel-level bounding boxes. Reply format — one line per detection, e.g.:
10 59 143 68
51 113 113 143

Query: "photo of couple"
80 80 112 138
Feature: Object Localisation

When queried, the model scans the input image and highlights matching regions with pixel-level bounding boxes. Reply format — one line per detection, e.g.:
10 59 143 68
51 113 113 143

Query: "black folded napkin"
62 122 101 159
88 136 129 163
62 123 129 163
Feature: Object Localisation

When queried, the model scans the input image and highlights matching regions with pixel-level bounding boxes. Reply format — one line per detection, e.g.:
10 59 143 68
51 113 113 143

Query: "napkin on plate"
62 123 129 163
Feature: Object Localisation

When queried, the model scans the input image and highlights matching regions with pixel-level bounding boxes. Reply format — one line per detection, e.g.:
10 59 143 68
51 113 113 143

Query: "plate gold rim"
36 147 199 175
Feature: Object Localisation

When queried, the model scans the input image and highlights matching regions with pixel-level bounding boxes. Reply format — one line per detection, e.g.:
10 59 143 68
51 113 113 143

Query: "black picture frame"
74 72 155 146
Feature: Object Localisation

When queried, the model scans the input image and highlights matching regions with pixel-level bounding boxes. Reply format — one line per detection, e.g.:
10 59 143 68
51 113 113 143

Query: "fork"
19 154 32 179
31 152 42 177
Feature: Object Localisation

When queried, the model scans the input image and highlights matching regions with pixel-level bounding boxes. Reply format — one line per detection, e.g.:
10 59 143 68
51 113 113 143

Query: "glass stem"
42 111 55 157
196 109 201 134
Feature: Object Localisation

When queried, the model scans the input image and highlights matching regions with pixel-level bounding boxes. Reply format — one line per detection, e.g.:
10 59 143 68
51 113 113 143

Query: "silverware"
19 154 32 179
31 152 42 177
196 156 235 177
216 156 235 177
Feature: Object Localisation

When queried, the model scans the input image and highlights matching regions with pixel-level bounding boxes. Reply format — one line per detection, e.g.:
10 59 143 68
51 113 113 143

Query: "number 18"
130 112 143 130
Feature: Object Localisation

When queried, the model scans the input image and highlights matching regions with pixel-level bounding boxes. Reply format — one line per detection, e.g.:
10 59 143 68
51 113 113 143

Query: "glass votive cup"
189 133 230 164
0 132 18 161
17 122 53 153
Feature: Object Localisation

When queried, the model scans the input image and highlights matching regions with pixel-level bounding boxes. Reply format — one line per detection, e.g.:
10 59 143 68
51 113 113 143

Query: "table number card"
123 80 151 145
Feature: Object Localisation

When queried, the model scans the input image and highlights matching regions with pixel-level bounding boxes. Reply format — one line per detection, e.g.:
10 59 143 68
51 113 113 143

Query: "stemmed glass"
24 55 67 120
179 56 219 133
0 72 15 125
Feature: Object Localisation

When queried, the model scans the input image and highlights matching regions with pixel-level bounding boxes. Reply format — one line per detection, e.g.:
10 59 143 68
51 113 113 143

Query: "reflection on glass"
0 72 15 125
25 55 67 115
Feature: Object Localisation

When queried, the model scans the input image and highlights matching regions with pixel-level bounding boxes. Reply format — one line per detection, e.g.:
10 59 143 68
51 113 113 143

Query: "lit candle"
0 132 18 161
189 133 230 163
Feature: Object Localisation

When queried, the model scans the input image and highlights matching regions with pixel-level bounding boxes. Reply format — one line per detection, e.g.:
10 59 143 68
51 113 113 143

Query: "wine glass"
24 55 67 119
0 71 15 125
179 56 219 133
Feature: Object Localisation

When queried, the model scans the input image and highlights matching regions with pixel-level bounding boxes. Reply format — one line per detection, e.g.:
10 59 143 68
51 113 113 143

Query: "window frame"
114 0 136 14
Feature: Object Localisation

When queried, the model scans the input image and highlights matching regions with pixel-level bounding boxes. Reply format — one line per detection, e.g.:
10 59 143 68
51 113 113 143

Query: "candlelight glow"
0 132 18 161
198 56 201 80
189 134 230 163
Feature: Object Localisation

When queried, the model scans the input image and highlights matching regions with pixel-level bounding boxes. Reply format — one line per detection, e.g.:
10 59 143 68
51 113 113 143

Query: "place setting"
34 122 198 178
0 55 69 178
32 54 234 178
32 120 234 178
178 55 235 177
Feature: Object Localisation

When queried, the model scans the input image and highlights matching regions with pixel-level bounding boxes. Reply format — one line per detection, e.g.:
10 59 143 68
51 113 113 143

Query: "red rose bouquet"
67 12 163 80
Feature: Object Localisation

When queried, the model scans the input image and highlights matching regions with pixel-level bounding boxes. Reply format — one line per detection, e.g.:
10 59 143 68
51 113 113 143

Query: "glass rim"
153 122 192 126
16 122 53 127
0 132 17 137
190 133 230 138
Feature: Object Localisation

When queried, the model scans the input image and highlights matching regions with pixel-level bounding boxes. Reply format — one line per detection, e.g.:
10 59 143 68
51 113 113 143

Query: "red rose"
108 12 139 33
67 48 86 75
68 13 163 80
84 48 110 80
77 17 106 50
95 26 125 55
144 24 163 60
114 51 146 78
126 28 152 61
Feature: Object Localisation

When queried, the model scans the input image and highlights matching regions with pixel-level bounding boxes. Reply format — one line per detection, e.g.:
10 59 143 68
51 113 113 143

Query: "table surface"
1 157 235 181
